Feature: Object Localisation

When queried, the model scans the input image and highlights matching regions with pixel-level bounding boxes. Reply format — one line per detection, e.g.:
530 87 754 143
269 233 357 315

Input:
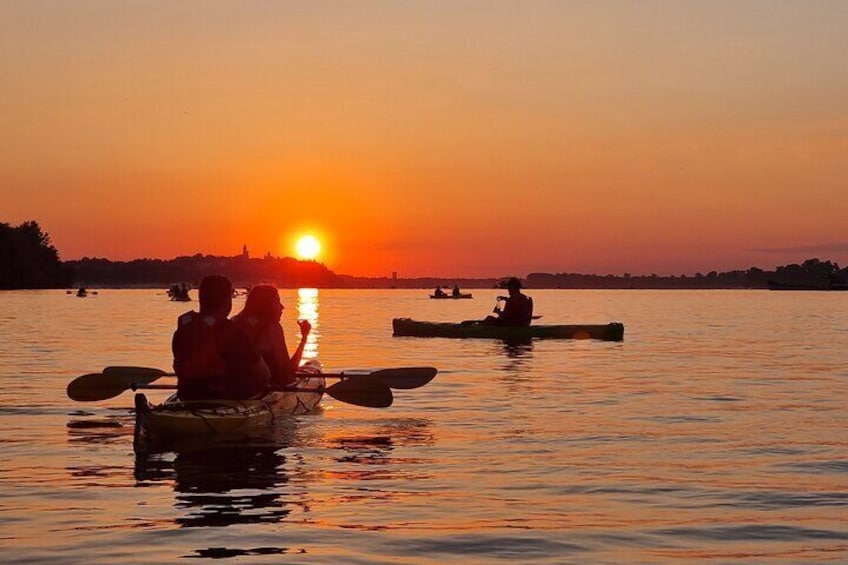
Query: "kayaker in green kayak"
482 277 534 326
233 285 311 388
172 275 271 400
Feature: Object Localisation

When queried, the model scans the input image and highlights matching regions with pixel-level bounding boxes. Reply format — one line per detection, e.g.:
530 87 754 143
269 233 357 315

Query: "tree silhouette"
0 221 73 289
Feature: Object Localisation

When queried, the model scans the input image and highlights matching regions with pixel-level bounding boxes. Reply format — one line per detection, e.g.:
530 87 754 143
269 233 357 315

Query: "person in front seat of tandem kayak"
482 277 533 326
232 285 311 388
172 275 271 400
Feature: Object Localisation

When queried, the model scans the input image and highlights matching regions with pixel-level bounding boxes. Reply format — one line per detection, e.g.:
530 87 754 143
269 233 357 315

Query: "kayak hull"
430 294 473 299
392 318 624 341
133 363 324 454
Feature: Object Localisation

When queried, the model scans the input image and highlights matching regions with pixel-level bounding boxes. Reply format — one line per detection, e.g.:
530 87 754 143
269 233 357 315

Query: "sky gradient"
3 1 847 277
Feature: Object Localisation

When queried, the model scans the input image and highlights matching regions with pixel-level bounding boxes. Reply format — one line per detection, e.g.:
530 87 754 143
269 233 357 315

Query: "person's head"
505 277 522 295
198 275 233 317
240 284 283 324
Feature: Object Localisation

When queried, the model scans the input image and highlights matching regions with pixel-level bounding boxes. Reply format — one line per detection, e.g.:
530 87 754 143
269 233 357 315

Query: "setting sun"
295 235 321 260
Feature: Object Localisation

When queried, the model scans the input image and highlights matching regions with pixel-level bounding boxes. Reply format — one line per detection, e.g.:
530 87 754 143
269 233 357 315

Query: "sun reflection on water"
297 288 320 362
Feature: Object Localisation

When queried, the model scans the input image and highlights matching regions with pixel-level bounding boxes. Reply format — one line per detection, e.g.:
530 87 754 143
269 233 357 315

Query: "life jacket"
172 311 228 399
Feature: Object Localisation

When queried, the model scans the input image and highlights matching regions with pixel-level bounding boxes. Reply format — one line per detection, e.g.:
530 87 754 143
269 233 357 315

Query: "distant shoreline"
3 220 846 290
55 256 848 291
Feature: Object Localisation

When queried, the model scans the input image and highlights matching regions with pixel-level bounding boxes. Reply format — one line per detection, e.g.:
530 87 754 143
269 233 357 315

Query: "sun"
295 234 321 260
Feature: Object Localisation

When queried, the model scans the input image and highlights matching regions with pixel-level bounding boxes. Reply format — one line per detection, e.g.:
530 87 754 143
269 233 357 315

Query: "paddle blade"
67 373 129 402
369 367 437 390
325 377 393 408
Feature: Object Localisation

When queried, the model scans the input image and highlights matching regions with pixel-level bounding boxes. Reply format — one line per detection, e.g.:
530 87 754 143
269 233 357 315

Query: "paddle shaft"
68 365 433 403
132 383 326 394
129 378 392 408
116 368 435 389
124 371 413 381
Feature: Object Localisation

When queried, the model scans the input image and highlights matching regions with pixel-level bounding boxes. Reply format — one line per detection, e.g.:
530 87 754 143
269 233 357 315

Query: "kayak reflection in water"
232 285 311 388
481 277 533 326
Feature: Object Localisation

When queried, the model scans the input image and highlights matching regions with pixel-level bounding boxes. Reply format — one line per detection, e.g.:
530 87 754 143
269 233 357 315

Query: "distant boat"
767 280 848 291
393 318 624 341
430 293 473 299
167 283 192 301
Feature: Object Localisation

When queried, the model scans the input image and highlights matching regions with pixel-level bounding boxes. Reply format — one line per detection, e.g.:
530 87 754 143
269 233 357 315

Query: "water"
1 289 846 563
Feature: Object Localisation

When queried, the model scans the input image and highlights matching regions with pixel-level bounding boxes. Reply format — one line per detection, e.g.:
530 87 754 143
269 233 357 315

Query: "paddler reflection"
134 424 301 528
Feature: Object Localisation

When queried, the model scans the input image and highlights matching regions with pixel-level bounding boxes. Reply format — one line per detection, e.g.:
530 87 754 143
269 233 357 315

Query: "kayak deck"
133 366 324 454
392 318 624 341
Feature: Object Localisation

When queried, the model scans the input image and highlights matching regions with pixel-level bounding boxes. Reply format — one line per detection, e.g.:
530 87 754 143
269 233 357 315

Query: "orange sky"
3 2 847 277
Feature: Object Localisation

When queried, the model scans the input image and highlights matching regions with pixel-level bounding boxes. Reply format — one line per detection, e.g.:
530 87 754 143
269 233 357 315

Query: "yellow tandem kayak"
133 363 324 454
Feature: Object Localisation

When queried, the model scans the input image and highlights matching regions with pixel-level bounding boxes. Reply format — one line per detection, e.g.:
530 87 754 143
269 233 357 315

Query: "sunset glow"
2 3 847 277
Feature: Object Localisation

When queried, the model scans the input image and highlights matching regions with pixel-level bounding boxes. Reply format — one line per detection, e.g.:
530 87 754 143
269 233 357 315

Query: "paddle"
100 365 437 390
337 367 436 389
68 371 393 408
67 372 132 402
460 295 542 325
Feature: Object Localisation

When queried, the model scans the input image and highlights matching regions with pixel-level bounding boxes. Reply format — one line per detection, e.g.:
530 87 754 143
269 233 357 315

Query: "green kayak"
392 318 624 341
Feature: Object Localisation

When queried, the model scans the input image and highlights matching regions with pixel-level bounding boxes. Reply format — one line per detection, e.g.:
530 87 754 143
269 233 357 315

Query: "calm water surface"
1 289 846 563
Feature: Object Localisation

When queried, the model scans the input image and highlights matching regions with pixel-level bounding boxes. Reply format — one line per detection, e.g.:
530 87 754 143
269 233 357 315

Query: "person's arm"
492 296 507 316
499 296 516 320
287 319 311 379
266 320 310 385
499 296 530 325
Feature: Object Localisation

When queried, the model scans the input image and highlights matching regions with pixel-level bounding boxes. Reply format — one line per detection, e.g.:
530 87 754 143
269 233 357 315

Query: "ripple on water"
385 533 590 560
654 524 848 542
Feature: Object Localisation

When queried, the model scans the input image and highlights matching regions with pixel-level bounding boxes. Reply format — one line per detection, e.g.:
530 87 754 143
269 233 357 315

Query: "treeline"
0 221 73 289
525 258 848 289
335 275 501 289
4 220 847 290
67 254 341 288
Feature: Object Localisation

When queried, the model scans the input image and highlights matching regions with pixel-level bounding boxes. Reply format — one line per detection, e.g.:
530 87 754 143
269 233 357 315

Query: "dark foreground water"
1 289 846 563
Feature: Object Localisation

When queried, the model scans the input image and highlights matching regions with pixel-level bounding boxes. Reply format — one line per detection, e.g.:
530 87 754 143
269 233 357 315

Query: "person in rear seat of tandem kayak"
232 285 311 388
482 277 533 326
172 275 271 400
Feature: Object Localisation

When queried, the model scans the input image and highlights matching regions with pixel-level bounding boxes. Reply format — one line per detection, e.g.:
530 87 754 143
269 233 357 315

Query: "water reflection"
321 418 435 485
69 412 318 557
67 409 133 445
136 435 307 559
66 411 137 482
297 288 320 362
501 339 534 357
156 446 290 527
133 422 300 528
497 339 534 372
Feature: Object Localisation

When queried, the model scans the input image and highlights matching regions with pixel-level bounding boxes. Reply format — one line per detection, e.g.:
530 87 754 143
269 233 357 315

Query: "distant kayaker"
172 275 270 400
434 286 446 297
482 277 533 326
233 285 311 387
452 285 461 297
